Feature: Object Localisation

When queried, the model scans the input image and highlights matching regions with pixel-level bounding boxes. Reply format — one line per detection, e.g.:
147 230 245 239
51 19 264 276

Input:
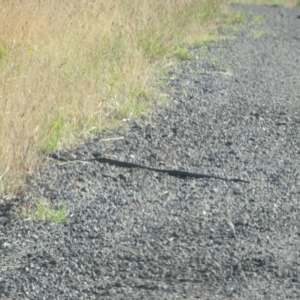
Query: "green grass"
210 57 219 64
219 48 227 54
20 201 67 223
174 47 191 60
42 116 64 154
0 43 8 70
250 29 276 38
254 15 267 24
159 95 170 105
192 34 221 47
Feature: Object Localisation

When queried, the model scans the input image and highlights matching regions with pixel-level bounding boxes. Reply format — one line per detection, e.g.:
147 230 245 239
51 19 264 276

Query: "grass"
20 200 67 223
0 0 247 198
250 29 276 38
174 47 191 61
254 15 268 24
210 56 220 64
0 0 299 200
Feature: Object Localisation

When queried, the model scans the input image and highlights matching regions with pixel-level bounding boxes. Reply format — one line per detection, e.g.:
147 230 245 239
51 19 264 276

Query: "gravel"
1 4 300 299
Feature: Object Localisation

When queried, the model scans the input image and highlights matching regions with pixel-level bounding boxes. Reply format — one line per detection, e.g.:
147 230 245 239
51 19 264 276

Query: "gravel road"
1 4 300 299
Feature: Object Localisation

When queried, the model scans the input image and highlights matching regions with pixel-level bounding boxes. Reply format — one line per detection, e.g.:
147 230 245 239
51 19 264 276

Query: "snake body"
52 153 249 183
93 156 249 183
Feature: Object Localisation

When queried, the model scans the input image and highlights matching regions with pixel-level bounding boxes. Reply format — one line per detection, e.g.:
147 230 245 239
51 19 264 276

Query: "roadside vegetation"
19 200 67 223
0 0 299 202
0 0 242 198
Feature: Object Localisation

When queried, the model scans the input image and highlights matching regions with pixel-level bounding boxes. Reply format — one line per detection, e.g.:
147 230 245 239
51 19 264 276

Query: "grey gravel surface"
1 4 300 299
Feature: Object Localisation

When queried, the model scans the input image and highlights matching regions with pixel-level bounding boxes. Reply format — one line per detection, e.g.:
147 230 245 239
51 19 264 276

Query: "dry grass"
1 0 243 197
3 0 296 197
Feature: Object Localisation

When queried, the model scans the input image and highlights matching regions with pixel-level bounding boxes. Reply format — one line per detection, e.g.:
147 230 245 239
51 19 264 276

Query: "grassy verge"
0 0 298 199
0 0 244 197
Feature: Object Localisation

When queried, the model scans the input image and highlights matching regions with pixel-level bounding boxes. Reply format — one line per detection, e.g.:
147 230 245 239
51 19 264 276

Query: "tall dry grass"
0 0 243 196
0 0 232 196
1 0 297 197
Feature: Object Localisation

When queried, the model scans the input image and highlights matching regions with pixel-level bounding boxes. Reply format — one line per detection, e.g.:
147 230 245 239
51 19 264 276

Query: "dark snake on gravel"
51 153 250 183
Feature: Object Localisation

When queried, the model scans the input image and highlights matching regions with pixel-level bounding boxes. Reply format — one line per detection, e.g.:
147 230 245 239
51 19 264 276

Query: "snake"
51 153 250 183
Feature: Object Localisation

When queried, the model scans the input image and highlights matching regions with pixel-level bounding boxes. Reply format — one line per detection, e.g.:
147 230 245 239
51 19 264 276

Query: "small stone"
2 242 12 250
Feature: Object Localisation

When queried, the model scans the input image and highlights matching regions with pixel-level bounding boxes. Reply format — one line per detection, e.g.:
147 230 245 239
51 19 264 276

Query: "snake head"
92 152 101 158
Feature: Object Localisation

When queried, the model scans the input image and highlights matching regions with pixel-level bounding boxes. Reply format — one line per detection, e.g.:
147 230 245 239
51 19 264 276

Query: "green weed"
193 34 220 47
174 47 190 60
20 201 67 223
159 95 169 104
0 43 8 70
251 30 276 38
42 116 63 154
210 57 219 64
254 15 267 24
